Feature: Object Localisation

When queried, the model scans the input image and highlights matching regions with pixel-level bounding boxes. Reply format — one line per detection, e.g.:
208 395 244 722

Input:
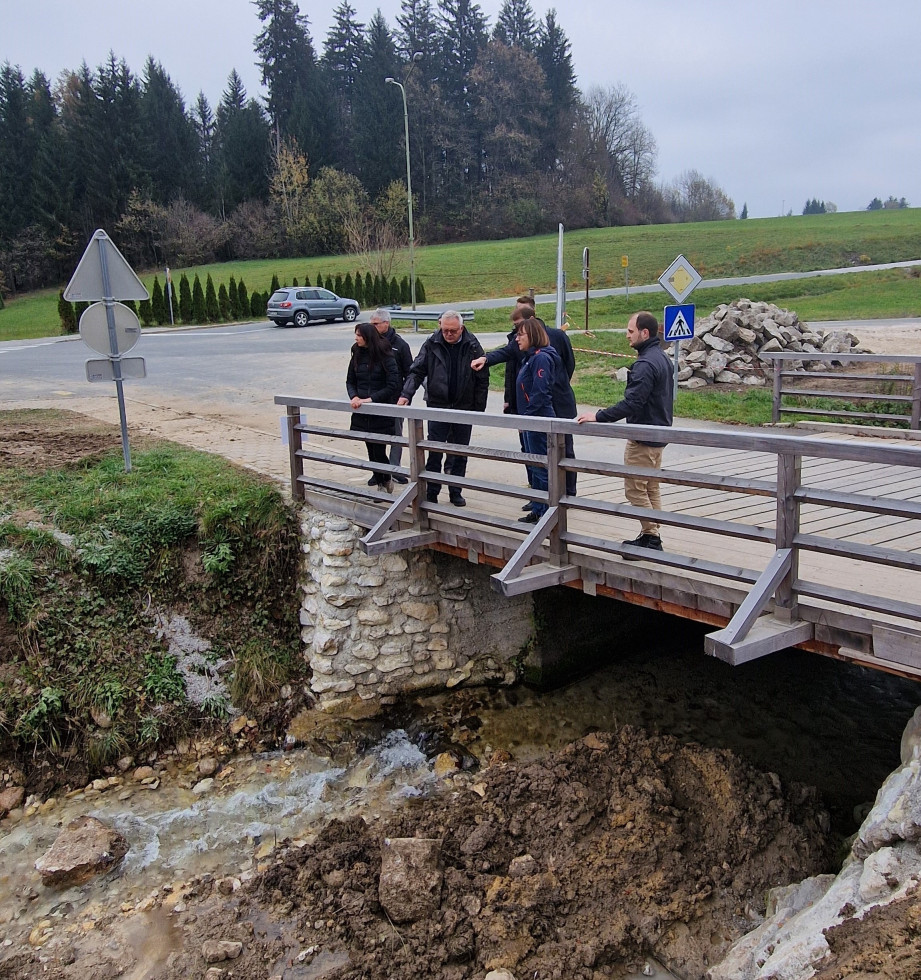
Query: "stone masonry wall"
299 507 535 706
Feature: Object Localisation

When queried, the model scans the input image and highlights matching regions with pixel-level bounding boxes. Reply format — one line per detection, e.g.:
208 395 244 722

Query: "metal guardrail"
762 352 921 429
275 394 921 675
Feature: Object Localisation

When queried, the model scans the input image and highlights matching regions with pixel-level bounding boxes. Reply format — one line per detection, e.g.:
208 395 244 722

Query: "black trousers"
425 419 472 495
351 413 392 485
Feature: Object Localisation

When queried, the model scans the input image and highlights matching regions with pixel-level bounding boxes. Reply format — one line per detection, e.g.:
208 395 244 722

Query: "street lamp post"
385 55 421 329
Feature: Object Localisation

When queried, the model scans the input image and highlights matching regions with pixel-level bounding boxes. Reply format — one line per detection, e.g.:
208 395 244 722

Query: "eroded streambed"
2 637 918 980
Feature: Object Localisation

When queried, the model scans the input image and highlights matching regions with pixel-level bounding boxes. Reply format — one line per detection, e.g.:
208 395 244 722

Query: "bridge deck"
276 396 921 681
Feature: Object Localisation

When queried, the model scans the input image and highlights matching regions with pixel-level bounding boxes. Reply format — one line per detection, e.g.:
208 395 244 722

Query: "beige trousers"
623 440 665 535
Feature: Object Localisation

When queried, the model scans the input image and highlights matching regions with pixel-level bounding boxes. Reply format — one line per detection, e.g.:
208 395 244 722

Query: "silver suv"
266 287 360 327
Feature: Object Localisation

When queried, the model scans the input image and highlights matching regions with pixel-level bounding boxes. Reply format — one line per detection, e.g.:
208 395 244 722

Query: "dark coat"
595 335 673 445
401 327 489 411
516 345 561 417
487 329 576 418
347 346 401 404
381 325 413 384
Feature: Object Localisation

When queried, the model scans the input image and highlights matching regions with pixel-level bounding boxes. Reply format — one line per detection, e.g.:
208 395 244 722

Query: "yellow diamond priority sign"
658 254 702 304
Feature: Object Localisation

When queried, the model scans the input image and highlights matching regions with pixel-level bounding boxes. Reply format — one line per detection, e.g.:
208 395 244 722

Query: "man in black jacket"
577 311 673 553
370 308 413 484
398 311 488 507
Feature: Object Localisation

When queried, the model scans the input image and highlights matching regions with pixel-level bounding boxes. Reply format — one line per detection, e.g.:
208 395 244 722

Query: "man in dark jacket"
370 308 413 484
398 311 488 507
577 311 673 553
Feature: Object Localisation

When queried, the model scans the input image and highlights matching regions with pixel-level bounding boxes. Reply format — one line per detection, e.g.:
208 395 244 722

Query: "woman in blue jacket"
515 316 561 524
347 321 401 493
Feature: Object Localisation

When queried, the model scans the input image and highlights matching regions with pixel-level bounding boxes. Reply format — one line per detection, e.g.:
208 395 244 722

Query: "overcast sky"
3 0 919 219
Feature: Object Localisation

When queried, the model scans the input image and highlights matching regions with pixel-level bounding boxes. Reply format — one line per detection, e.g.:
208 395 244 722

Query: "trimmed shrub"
400 276 410 304
334 273 343 296
218 282 230 321
151 277 166 325
205 274 220 322
236 279 249 319
178 274 192 324
227 277 238 321
139 297 154 326
58 291 77 334
191 274 206 324
416 277 426 303
389 277 400 305
270 273 280 293
353 273 364 307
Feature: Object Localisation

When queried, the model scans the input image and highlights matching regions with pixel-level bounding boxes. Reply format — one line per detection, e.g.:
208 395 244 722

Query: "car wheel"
293 311 310 328
343 306 358 322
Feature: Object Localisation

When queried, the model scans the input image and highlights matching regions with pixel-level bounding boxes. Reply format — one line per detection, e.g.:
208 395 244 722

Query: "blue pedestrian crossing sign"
664 304 695 342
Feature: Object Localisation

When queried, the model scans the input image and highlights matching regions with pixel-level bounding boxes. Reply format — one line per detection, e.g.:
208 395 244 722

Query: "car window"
269 290 288 302
296 291 309 300
305 290 319 299
317 289 335 300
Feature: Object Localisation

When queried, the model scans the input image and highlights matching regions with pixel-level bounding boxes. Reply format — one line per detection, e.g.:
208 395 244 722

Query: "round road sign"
79 302 142 357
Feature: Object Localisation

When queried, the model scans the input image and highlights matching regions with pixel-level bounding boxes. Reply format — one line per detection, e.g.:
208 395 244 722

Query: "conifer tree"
58 291 77 334
415 277 426 302
334 272 344 295
192 274 206 324
400 276 410 303
292 276 299 286
353 272 364 307
324 274 334 291
123 299 138 315
343 272 354 298
151 277 166 324
74 301 90 326
313 271 323 290
270 273 280 292
250 290 264 318
303 273 311 286
390 276 401 305
228 277 239 320
365 272 374 304
139 297 154 326
237 279 249 318
179 274 193 323
218 282 231 320
205 274 220 321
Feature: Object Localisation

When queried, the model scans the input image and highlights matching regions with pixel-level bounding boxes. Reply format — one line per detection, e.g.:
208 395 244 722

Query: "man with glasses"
398 312 488 507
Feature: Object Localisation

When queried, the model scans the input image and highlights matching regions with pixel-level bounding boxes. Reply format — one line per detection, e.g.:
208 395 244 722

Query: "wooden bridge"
276 394 921 682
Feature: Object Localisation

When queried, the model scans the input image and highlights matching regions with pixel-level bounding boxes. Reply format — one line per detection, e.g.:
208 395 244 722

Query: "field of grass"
2 209 920 342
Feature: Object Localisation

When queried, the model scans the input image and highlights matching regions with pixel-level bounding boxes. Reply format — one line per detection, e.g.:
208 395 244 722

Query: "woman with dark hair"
514 316 561 523
347 321 401 493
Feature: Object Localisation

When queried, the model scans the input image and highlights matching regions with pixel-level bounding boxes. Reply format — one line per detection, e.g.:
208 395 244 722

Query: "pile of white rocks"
674 299 869 389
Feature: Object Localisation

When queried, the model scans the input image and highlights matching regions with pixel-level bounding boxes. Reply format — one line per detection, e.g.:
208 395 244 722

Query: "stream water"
1 636 918 980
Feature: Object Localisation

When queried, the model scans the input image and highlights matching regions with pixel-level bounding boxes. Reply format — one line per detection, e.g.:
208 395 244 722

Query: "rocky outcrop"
676 299 869 389
34 815 128 887
709 704 921 979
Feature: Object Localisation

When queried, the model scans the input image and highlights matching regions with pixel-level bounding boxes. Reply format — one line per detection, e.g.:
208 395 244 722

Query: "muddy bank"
0 728 834 980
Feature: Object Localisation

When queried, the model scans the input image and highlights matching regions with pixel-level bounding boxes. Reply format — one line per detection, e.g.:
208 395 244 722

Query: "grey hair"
370 307 391 324
440 310 464 327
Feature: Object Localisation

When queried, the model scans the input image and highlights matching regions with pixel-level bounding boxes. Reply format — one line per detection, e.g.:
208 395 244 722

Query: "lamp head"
411 51 423 62
385 77 396 85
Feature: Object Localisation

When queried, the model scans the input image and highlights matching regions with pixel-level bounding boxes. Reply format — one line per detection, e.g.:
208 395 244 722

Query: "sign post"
658 254 702 402
64 230 149 472
621 254 629 298
582 247 590 333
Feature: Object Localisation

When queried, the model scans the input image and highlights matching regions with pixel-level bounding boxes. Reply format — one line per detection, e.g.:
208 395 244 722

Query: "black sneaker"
622 533 663 560
522 502 533 511
643 534 663 551
449 491 466 507
394 475 409 485
518 511 540 524
367 475 378 486
425 489 439 503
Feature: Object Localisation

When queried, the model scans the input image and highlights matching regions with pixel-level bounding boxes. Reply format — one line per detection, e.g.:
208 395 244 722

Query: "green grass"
2 209 919 340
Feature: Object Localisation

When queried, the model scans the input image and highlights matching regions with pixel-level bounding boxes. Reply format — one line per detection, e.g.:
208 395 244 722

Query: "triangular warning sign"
668 312 693 339
64 229 149 302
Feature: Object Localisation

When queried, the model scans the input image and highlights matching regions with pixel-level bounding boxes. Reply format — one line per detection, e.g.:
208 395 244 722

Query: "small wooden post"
774 451 801 619
287 404 304 501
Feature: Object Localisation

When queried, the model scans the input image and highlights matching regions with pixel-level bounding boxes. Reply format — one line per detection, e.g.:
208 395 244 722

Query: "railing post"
286 404 304 501
547 429 568 567
771 358 782 424
911 363 921 430
408 416 427 526
774 451 801 620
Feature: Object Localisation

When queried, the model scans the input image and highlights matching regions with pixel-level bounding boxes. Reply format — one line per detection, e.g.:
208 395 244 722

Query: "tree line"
0 0 736 296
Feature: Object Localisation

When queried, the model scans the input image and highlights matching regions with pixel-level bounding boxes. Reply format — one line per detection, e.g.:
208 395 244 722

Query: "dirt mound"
112 727 832 980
